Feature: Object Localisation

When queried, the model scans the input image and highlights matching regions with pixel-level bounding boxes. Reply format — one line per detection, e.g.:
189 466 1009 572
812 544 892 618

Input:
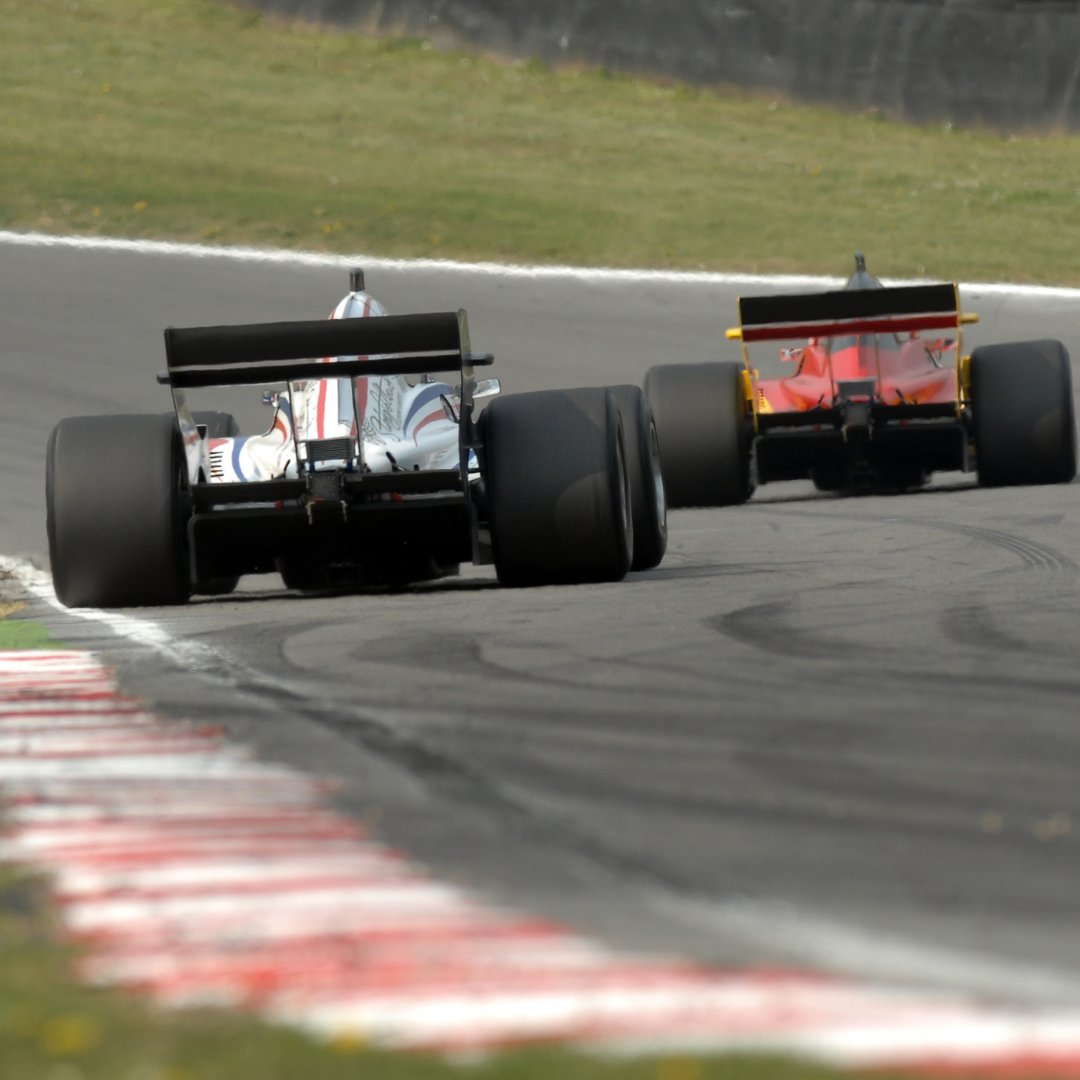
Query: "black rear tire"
483 387 631 586
644 361 753 508
610 385 667 570
971 339 1077 486
47 414 192 608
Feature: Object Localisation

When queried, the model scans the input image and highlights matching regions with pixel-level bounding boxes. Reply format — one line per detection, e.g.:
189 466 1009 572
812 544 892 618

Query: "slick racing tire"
644 361 753 508
971 339 1077 486
483 387 632 586
47 414 192 608
190 411 241 596
609 384 667 570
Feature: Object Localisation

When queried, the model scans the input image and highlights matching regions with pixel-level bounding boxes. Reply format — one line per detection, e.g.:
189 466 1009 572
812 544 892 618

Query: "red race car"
646 254 1077 504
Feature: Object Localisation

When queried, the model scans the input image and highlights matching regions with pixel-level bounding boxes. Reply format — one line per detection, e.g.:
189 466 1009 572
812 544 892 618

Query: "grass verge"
0 611 54 650
3 0 1080 282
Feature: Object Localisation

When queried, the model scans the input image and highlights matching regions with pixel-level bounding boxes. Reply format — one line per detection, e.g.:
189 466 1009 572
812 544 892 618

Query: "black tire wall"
239 0 1080 130
47 414 192 608
971 339 1077 487
483 387 632 586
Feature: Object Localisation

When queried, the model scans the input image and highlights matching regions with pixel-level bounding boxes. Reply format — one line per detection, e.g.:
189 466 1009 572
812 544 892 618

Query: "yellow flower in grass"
40 1013 101 1056
658 1058 702 1080
330 1028 367 1054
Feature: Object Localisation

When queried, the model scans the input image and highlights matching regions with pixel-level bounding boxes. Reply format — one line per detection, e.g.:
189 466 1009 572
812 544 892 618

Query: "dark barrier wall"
243 0 1080 130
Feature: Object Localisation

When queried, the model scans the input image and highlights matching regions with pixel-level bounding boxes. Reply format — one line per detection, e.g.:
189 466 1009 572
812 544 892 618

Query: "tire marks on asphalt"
925 521 1077 575
708 598 874 660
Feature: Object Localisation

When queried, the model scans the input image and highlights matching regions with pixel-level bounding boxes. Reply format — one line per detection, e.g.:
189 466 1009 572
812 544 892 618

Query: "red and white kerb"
3 650 1080 1072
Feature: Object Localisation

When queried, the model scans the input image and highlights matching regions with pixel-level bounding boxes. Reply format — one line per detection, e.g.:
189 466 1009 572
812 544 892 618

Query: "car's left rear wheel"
644 361 754 508
47 414 192 608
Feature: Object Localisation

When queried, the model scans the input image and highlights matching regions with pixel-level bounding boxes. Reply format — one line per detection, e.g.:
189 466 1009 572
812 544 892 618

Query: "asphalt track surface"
5 234 1080 1010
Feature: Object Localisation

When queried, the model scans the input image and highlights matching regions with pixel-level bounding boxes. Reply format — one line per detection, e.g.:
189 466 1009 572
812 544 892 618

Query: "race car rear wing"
160 309 492 388
726 283 977 343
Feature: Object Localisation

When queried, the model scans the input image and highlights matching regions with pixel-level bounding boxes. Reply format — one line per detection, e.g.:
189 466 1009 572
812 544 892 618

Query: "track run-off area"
5 231 1080 1071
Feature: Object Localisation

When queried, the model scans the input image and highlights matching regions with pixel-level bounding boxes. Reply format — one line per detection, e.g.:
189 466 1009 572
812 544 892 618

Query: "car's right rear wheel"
609 384 667 570
483 387 632 586
47 414 192 608
971 339 1077 486
644 361 754 507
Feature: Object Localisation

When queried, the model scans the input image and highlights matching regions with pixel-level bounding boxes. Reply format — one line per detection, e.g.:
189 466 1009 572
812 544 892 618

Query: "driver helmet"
330 267 389 322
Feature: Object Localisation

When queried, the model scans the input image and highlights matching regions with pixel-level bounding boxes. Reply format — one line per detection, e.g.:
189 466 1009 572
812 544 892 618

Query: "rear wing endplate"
726 283 975 343
160 309 491 387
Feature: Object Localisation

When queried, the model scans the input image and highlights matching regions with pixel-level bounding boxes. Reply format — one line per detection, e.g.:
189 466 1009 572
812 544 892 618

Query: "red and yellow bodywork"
754 333 960 415
724 281 980 489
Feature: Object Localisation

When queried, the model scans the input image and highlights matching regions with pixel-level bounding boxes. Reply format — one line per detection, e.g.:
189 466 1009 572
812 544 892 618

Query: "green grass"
0 615 54 650
4 0 1080 282
0 575 56 649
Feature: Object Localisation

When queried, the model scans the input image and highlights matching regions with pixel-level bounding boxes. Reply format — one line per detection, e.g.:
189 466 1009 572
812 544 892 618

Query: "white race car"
46 270 666 606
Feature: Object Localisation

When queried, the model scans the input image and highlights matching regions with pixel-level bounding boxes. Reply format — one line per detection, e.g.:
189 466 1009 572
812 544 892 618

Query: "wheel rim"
647 420 666 526
615 432 631 540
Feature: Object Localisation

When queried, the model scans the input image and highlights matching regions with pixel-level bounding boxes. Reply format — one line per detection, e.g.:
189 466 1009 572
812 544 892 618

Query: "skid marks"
708 598 862 660
927 522 1077 575
940 602 1037 655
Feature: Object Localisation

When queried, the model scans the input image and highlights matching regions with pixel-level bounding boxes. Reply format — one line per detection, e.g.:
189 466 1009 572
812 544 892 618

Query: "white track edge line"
3 229 1080 297
0 556 217 670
